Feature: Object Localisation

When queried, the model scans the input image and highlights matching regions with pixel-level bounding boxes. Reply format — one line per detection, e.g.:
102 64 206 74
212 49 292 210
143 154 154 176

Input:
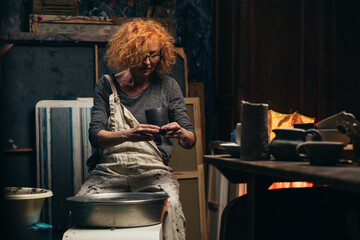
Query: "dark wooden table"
204 155 360 240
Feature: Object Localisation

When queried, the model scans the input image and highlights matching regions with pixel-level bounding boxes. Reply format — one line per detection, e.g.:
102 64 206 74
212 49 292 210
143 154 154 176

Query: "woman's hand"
126 124 160 142
161 122 195 148
97 124 160 148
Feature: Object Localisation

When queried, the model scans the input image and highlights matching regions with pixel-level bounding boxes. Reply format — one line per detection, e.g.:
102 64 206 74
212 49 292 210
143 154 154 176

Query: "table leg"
247 174 273 240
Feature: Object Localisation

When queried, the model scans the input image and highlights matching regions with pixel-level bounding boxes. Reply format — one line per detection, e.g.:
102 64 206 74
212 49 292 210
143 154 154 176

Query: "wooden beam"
2 148 34 153
174 171 198 179
197 163 208 240
185 98 204 165
39 19 114 25
94 44 99 83
0 44 14 57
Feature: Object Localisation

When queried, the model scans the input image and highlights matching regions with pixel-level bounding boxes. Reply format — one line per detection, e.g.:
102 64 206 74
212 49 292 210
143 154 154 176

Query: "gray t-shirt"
89 73 196 163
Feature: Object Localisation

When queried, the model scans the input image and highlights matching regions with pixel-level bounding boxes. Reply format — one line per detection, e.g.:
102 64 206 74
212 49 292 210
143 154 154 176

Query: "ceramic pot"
269 128 322 161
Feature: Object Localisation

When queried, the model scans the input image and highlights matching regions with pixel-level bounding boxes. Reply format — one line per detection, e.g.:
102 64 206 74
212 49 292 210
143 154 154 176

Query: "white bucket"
4 187 53 226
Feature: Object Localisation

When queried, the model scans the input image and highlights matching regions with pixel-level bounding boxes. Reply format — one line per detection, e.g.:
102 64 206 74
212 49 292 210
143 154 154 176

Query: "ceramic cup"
145 108 169 143
296 141 344 166
145 107 169 127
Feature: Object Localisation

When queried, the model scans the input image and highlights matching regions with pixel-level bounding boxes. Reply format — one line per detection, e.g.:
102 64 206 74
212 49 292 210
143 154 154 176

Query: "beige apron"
94 74 172 175
77 75 185 240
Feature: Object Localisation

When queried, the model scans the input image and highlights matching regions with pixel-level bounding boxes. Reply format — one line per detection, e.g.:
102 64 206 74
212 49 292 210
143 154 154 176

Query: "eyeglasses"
143 51 162 63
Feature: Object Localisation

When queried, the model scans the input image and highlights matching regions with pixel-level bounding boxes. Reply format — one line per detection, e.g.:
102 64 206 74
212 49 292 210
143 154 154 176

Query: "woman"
77 19 196 240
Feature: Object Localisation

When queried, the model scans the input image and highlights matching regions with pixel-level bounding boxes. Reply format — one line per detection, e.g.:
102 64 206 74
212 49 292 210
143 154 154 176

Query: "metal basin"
66 192 169 228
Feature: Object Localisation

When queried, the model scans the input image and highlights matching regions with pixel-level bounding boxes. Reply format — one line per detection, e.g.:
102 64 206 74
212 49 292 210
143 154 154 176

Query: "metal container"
66 192 169 228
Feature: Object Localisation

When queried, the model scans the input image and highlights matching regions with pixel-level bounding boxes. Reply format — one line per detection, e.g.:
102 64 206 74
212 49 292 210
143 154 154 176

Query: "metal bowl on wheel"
66 192 169 228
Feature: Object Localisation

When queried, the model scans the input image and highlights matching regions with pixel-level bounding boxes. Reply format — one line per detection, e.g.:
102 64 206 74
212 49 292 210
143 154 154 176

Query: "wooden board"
190 82 206 152
29 15 174 36
169 97 208 240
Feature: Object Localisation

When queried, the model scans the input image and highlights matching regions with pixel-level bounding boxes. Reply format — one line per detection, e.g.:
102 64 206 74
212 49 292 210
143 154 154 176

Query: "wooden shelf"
2 148 34 153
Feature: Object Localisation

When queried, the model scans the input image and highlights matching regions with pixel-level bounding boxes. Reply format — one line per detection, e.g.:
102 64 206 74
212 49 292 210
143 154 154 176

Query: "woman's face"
132 43 162 78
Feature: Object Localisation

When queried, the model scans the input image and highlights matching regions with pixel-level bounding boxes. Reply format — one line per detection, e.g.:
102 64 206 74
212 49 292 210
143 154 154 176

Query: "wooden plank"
38 19 114 25
94 45 99 83
0 44 14 57
178 178 202 240
77 97 94 101
2 148 34 153
29 15 114 33
169 97 207 240
174 164 207 239
29 15 174 37
174 171 198 179
190 82 206 153
195 102 204 165
197 163 208 240
185 98 204 165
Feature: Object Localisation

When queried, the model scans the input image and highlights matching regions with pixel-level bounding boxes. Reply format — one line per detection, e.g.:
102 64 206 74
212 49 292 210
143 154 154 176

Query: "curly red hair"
105 18 176 73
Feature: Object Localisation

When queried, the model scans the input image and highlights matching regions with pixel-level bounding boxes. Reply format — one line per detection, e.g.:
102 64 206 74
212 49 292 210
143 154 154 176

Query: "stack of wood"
33 0 78 15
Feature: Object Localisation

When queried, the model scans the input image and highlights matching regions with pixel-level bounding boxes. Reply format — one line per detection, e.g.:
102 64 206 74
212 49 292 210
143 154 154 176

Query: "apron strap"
104 74 118 99
103 74 164 160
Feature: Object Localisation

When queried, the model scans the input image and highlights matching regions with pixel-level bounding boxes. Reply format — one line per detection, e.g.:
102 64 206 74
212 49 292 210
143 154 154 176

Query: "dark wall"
1 44 106 188
335 0 360 118
214 0 360 141
0 0 32 37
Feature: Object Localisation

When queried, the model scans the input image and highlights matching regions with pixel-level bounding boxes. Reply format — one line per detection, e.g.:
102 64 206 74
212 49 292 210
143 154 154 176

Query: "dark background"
1 0 359 206
214 0 360 140
1 0 360 239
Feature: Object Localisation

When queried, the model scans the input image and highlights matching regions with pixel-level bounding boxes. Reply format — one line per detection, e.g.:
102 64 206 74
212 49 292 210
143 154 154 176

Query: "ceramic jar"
269 128 322 161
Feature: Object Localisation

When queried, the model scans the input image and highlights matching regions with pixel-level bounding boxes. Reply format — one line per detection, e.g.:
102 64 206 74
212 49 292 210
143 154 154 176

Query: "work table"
204 154 360 193
204 154 360 240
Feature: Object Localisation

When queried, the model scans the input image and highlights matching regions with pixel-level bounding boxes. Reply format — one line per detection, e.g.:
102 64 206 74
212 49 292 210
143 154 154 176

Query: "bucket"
4 187 53 226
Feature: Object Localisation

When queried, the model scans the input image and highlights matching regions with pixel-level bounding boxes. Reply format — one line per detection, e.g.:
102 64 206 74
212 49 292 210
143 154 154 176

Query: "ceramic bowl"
220 142 241 157
4 187 53 226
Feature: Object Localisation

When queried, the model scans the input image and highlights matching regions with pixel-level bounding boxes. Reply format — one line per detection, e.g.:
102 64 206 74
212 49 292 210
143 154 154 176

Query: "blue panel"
35 100 93 235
